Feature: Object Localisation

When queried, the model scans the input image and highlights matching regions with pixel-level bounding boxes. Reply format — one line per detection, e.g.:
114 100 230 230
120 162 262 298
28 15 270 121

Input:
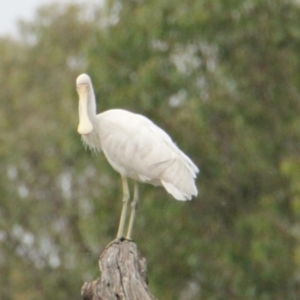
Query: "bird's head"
76 73 94 135
76 73 91 95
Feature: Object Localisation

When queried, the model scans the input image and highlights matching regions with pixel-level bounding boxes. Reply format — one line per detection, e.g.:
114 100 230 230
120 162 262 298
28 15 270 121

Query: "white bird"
76 73 199 240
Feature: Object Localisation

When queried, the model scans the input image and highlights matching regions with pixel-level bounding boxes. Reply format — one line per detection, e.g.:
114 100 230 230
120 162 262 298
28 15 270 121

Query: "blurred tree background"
1 0 300 299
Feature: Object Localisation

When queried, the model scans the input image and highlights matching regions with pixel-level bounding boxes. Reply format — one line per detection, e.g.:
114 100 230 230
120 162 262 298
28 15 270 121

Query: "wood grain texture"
81 240 157 300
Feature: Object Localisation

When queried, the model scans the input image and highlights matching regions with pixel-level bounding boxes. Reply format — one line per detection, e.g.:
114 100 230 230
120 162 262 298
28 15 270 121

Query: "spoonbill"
76 73 199 240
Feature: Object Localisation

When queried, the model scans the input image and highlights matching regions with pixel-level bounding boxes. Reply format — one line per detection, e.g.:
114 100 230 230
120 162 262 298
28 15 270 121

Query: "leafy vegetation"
1 0 300 299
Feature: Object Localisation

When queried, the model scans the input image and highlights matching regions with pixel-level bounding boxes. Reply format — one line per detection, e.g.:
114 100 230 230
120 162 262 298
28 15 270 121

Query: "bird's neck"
87 89 97 126
80 89 102 152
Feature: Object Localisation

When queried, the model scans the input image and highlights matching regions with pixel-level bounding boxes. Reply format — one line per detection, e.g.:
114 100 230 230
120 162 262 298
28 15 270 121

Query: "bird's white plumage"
76 73 199 201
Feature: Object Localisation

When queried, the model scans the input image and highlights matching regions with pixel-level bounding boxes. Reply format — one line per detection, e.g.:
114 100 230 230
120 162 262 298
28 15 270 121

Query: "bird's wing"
97 109 199 200
146 121 199 175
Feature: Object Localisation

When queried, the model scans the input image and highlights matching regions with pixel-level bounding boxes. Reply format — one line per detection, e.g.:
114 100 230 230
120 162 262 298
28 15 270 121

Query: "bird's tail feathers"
161 181 194 200
160 157 198 200
178 151 199 176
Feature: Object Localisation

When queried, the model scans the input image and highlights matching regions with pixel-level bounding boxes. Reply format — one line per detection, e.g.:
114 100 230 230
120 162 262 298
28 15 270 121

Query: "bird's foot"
116 236 134 242
105 237 133 249
125 236 134 242
100 237 134 260
115 236 126 242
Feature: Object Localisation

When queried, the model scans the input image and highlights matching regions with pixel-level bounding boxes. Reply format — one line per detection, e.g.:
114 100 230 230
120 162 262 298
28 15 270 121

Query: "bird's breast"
81 130 102 153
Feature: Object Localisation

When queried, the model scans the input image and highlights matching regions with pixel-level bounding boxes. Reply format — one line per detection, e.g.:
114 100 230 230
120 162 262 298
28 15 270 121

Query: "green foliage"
1 0 300 299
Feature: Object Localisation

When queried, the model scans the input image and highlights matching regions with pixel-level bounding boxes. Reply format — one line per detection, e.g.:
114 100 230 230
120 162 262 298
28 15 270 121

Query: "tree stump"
81 240 157 300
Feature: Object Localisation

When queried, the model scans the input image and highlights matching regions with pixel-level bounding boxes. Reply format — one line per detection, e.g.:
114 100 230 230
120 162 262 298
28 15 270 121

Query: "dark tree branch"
81 240 157 300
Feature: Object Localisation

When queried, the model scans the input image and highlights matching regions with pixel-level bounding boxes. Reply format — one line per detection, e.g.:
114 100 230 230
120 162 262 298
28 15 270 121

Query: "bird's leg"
116 176 130 239
126 181 139 240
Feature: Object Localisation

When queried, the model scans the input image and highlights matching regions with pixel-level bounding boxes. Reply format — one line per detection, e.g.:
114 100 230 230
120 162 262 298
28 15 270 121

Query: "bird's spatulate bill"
77 87 93 135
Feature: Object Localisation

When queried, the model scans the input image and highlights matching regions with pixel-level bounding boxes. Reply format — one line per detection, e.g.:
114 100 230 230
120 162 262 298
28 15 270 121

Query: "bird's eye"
76 84 89 91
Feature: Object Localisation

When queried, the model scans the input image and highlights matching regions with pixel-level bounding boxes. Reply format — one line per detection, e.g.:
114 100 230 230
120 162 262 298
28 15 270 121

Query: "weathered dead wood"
81 240 157 300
